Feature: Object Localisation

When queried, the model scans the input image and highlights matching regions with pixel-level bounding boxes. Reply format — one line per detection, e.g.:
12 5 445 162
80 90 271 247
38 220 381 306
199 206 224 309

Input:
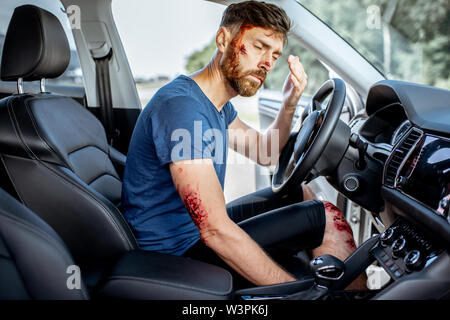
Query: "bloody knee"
323 201 356 249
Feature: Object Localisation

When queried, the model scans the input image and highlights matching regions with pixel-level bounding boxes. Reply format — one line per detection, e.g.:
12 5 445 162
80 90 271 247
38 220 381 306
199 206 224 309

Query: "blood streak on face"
323 201 356 249
239 44 247 55
229 24 255 75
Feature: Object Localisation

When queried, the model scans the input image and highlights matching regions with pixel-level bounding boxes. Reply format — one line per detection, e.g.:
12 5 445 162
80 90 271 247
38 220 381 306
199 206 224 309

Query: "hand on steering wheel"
272 78 347 193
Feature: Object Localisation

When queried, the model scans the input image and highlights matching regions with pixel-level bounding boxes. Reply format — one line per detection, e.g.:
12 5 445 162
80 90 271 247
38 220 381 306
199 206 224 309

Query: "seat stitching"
0 154 26 204
103 275 233 297
0 209 74 262
35 160 136 249
0 154 136 250
67 144 109 157
0 230 32 298
0 211 90 299
87 172 121 186
23 97 71 170
4 97 135 249
25 95 109 158
6 96 35 160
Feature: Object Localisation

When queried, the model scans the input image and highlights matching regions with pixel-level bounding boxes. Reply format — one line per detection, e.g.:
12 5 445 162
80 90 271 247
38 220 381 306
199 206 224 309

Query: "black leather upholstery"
0 93 137 263
0 5 138 263
98 250 234 300
0 5 70 81
0 4 236 300
0 186 234 300
108 145 127 181
0 188 89 300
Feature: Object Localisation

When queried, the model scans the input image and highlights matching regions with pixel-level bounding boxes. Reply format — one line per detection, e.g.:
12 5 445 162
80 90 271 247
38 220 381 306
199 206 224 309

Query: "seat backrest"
0 187 89 300
0 5 138 263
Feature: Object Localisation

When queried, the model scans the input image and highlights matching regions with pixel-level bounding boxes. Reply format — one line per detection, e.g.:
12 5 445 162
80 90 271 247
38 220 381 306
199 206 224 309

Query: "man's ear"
216 26 232 54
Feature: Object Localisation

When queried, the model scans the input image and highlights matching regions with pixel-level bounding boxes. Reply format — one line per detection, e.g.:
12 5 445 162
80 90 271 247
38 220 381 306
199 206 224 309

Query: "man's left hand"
282 55 308 112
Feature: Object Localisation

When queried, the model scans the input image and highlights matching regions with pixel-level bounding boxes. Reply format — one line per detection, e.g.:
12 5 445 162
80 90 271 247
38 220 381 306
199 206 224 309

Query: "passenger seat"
0 4 137 265
0 187 89 299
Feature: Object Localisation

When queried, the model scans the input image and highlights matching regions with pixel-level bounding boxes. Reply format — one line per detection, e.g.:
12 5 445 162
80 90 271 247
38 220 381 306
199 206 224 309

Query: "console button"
343 175 359 192
404 250 424 272
385 260 394 268
379 253 389 262
396 176 408 188
389 264 399 272
392 237 407 258
380 227 397 247
394 270 403 278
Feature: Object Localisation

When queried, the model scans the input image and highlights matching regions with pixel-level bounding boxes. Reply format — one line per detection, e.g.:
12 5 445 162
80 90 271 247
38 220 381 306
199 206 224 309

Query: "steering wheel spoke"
272 79 347 193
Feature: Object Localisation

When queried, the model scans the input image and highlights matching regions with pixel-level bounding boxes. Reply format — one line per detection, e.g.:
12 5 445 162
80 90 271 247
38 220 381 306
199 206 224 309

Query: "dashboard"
349 80 450 299
357 80 450 248
385 127 450 214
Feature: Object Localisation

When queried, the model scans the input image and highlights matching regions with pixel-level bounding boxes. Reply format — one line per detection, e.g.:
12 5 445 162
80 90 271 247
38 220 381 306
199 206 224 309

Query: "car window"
112 0 226 108
297 0 450 90
0 0 84 87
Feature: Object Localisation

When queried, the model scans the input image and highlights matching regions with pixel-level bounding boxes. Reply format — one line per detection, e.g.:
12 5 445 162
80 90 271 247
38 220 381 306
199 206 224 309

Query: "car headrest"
0 5 70 82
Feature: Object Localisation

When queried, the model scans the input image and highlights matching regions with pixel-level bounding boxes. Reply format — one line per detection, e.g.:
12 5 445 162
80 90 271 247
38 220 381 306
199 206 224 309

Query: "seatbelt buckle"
90 42 112 61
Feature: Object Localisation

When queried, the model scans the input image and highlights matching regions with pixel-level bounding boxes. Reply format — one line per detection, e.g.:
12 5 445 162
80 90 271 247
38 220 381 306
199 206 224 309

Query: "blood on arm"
178 184 218 245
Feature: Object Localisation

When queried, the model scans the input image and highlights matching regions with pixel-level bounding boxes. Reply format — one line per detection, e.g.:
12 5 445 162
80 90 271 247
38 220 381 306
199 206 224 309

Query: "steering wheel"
272 78 346 193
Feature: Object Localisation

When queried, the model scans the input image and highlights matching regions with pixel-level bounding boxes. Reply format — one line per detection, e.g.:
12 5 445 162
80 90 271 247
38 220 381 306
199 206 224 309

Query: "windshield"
297 0 449 90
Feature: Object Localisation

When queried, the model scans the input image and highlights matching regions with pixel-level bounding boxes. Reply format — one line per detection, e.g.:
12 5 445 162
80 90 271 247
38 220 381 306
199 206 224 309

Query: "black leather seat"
0 187 90 299
0 6 236 299
0 5 137 265
0 186 234 300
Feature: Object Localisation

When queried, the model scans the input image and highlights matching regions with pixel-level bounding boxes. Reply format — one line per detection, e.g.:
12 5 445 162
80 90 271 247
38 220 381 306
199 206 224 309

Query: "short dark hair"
220 1 291 43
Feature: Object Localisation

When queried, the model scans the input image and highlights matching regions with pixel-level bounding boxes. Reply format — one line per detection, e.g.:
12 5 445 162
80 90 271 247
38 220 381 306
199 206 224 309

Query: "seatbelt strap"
91 43 119 146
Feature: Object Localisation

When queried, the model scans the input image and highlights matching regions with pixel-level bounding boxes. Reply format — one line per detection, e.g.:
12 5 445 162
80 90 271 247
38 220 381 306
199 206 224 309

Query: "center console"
236 218 450 300
371 218 443 280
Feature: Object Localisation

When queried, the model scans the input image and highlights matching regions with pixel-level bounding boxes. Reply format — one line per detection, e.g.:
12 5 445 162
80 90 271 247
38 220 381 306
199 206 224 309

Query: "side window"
0 0 84 87
112 0 226 108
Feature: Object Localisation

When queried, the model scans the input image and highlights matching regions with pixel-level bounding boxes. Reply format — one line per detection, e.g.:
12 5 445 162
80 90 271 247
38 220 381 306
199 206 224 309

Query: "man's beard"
220 45 267 97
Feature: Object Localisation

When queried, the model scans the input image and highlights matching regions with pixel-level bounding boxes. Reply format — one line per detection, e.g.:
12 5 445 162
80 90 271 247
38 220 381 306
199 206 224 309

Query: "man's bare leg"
301 183 317 201
302 183 367 290
311 201 367 290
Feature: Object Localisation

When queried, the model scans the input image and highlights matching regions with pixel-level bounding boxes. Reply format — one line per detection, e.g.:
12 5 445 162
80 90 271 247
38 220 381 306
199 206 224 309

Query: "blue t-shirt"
120 75 238 255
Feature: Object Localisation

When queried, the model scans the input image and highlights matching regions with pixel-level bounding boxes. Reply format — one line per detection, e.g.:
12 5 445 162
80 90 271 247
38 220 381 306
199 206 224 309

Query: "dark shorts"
182 185 326 288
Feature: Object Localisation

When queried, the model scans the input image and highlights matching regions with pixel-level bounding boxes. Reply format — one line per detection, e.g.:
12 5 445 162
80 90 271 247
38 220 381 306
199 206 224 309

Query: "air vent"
384 128 423 187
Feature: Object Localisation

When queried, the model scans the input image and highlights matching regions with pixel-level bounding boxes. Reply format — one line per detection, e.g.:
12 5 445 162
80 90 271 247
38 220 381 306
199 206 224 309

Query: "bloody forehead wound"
220 0 291 45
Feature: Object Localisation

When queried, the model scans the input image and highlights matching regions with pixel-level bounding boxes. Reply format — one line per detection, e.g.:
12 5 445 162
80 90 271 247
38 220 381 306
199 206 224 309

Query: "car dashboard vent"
384 128 423 187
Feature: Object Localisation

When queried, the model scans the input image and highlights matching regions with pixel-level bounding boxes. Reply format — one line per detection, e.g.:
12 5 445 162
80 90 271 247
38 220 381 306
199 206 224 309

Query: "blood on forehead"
230 24 255 50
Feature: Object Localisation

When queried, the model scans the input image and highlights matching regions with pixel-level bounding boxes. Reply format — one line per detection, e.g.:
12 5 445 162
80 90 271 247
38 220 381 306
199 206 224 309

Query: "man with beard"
121 1 366 289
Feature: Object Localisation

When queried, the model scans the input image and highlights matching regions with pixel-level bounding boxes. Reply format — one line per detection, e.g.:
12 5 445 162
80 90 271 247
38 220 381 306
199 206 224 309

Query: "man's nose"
258 53 274 72
259 59 272 72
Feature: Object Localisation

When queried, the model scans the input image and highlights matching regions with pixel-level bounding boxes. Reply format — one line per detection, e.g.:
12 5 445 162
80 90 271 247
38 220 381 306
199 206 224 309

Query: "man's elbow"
197 217 233 248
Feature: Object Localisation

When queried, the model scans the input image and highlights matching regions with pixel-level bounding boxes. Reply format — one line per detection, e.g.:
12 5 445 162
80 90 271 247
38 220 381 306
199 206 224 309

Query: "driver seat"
0 4 313 290
0 4 137 266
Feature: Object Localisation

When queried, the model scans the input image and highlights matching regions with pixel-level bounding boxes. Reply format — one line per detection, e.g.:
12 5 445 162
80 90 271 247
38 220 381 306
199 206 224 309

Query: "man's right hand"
170 159 296 286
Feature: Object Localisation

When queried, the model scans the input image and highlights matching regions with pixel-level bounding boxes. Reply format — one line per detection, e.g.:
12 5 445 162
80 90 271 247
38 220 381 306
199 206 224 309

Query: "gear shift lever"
284 254 345 300
310 254 346 289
